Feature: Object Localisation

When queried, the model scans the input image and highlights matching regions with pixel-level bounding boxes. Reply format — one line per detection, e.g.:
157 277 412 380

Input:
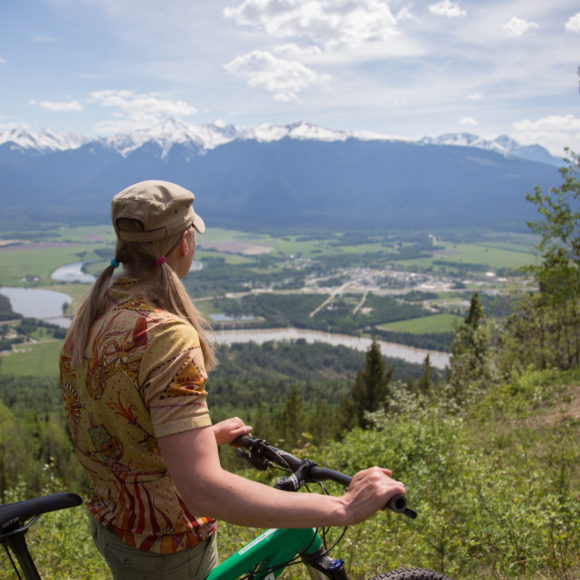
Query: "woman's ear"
178 230 190 257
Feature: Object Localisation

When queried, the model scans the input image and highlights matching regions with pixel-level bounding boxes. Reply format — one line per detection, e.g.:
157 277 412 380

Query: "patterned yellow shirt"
60 277 217 553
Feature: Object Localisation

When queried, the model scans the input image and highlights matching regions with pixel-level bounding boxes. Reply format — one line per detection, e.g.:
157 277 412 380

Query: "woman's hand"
340 466 406 526
213 417 252 446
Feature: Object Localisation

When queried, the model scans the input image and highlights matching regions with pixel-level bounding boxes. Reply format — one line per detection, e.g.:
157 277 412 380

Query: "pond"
0 287 72 328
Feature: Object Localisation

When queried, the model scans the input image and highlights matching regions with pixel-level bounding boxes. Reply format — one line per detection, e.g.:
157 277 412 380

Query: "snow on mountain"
419 132 560 165
0 127 85 152
244 121 348 143
244 121 408 144
95 118 245 157
0 121 560 165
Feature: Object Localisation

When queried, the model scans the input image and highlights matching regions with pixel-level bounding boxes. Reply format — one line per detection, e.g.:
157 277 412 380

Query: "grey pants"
90 516 219 580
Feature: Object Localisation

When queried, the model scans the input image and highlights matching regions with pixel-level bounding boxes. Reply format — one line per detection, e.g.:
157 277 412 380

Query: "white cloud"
225 50 329 101
395 7 419 23
565 12 580 33
88 90 197 133
273 43 324 58
503 17 538 38
223 0 399 50
428 1 466 18
468 93 483 100
0 57 6 64
513 115 580 156
30 100 83 112
460 116 478 126
89 90 197 116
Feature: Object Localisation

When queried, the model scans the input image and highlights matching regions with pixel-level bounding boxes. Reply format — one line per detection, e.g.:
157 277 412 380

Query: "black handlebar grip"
386 494 417 519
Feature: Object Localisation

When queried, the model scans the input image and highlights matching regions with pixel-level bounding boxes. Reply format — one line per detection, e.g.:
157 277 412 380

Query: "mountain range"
0 119 563 231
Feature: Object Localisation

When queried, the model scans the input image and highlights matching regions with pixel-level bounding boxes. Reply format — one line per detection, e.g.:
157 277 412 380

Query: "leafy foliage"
499 150 580 373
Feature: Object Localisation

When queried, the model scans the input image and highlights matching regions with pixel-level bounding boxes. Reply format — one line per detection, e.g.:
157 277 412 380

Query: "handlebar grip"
386 494 417 519
233 434 254 447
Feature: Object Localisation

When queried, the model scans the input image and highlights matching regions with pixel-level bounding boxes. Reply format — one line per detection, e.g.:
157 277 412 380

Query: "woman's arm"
158 426 406 529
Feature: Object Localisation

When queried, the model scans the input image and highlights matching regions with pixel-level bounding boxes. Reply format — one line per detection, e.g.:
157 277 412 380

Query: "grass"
1 340 62 377
399 241 537 271
379 313 463 334
0 245 109 287
51 225 116 243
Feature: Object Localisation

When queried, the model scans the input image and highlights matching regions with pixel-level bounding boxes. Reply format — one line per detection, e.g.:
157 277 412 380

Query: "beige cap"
111 180 205 242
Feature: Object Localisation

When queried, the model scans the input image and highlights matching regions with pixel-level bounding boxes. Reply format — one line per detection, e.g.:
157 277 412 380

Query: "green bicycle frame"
207 527 324 580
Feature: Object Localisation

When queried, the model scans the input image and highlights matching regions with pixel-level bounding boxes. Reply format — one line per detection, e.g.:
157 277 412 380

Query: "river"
1 285 449 367
50 260 204 283
51 262 96 283
4 259 449 368
216 328 449 369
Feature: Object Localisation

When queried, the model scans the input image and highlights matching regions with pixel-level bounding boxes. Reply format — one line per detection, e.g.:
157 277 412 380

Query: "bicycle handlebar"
233 435 417 519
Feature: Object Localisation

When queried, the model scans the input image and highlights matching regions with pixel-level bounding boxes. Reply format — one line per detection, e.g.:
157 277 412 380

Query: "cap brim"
193 214 206 234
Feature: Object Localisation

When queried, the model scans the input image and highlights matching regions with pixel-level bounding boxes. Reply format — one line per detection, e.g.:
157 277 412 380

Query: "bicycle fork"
303 547 348 580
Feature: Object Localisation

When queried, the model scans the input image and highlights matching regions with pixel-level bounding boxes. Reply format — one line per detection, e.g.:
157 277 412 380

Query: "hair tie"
156 256 167 266
110 258 120 269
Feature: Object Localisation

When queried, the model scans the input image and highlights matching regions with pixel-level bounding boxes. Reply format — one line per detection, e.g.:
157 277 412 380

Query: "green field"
1 341 62 377
399 241 537 271
379 313 463 334
0 245 110 286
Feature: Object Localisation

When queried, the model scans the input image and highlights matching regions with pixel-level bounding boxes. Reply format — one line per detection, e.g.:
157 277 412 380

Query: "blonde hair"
67 221 216 370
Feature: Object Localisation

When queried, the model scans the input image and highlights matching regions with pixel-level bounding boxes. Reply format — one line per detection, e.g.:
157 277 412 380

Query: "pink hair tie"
156 256 167 266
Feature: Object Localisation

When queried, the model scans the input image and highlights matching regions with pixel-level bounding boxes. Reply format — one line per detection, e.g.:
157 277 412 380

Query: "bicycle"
0 435 451 579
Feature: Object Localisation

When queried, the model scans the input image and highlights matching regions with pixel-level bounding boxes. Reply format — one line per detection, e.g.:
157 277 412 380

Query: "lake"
0 287 72 328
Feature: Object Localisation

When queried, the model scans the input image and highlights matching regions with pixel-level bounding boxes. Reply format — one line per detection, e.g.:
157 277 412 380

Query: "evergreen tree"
352 336 394 427
447 292 492 403
416 354 434 395
274 385 306 448
307 399 334 445
336 395 357 436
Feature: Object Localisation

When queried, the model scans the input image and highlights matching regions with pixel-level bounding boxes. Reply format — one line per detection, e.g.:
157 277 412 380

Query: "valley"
0 224 537 378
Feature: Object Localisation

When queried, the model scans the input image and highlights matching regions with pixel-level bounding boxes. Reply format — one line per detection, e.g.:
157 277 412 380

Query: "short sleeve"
139 317 212 439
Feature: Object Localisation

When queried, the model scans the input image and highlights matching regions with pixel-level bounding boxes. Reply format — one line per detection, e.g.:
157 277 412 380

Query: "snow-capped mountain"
0 120 561 166
94 118 245 157
419 132 559 166
243 121 410 145
0 119 562 232
0 127 85 153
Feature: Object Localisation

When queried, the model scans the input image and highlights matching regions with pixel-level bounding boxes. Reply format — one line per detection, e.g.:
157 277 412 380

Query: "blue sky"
1 0 579 155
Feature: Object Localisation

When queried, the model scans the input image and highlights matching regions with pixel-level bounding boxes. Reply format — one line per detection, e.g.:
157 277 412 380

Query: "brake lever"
234 448 271 471
274 461 315 491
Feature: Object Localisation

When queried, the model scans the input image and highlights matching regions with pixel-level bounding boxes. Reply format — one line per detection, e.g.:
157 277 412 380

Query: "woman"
60 180 406 579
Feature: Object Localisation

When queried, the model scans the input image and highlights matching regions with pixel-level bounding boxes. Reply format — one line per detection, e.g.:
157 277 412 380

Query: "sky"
1 0 579 156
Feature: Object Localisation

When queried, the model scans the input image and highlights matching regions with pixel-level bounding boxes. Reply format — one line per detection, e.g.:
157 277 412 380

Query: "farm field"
1 341 62 377
379 313 463 334
0 244 110 287
398 240 537 271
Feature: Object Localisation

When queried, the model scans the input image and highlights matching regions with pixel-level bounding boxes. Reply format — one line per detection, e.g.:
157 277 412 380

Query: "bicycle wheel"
369 568 452 580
